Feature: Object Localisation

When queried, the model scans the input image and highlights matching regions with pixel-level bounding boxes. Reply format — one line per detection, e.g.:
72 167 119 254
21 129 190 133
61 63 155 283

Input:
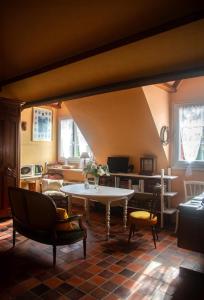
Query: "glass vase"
94 176 99 189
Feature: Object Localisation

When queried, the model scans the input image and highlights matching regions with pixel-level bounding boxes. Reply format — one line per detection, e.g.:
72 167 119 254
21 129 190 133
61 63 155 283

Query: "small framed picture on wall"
32 107 52 141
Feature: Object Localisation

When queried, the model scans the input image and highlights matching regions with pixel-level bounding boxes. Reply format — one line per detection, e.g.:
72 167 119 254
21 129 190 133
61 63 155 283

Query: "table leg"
123 197 128 231
106 201 111 240
68 195 72 214
85 198 90 223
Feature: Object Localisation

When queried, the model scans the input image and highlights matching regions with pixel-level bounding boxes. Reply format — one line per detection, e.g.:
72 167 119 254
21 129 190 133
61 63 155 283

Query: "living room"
21 76 204 206
1 2 204 299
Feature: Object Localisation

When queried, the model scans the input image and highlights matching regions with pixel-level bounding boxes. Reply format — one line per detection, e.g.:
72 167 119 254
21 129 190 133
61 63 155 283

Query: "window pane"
75 124 91 156
59 118 92 161
60 119 73 159
179 105 204 162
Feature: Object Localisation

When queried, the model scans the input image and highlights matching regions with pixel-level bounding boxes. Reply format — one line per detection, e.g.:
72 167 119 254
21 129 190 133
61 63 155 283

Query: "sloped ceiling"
0 0 204 105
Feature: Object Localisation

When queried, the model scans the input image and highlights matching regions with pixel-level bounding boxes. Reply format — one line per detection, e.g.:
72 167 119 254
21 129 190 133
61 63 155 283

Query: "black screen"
107 157 129 173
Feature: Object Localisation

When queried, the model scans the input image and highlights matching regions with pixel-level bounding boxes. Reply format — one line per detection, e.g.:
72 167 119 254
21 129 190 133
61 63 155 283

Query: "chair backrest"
184 181 204 201
8 187 57 231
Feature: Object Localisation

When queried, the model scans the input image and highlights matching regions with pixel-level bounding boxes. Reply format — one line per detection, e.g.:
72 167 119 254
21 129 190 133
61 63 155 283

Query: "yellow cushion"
56 208 77 231
56 208 68 220
130 211 157 225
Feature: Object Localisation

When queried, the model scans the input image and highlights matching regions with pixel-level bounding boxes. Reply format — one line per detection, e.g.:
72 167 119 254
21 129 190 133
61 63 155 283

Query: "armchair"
8 187 87 266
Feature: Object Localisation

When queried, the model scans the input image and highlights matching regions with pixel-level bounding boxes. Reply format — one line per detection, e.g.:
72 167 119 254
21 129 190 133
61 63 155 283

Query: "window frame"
172 102 204 170
58 117 92 163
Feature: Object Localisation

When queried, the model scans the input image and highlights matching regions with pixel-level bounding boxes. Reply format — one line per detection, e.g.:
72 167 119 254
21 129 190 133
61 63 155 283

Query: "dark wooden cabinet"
178 200 204 253
0 98 20 218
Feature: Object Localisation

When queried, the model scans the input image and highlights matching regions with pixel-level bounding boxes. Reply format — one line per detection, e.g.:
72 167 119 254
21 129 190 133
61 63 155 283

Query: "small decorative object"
140 156 157 175
32 107 52 141
83 161 110 188
84 179 90 189
160 126 169 145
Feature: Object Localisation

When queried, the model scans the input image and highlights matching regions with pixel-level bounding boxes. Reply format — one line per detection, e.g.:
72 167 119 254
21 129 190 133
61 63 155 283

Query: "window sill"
172 161 204 171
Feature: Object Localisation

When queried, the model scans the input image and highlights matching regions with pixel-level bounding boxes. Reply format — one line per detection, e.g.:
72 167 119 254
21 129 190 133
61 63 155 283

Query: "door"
0 98 20 218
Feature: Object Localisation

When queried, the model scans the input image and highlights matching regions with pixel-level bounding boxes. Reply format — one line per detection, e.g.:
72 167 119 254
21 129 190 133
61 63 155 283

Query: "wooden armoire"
0 98 21 218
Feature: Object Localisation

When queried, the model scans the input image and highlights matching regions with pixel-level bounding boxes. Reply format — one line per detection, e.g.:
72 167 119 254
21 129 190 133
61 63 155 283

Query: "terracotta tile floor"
0 205 204 300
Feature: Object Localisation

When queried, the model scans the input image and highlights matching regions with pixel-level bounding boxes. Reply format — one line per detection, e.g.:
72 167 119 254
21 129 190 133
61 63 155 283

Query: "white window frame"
172 102 204 170
58 117 91 163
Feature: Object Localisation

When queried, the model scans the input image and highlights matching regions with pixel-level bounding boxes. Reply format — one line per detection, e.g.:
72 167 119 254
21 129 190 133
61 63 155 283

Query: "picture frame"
139 156 157 175
32 107 52 141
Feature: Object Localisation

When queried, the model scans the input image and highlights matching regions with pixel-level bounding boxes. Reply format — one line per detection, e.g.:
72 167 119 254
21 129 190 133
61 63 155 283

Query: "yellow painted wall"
170 76 204 206
143 85 170 161
65 87 168 173
21 106 57 169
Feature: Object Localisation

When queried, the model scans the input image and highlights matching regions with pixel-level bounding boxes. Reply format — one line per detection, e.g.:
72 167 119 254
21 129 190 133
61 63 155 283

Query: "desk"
61 184 134 239
178 194 204 253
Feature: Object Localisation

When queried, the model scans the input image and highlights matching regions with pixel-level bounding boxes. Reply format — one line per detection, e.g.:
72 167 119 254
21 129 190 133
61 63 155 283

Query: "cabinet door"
0 99 20 218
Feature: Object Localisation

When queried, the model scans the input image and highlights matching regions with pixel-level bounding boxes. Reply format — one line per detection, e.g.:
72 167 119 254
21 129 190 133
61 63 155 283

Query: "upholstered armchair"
8 187 87 266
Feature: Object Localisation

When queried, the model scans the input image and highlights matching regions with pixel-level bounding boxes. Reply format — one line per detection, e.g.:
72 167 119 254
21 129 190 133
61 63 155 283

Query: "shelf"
163 208 177 215
163 192 178 197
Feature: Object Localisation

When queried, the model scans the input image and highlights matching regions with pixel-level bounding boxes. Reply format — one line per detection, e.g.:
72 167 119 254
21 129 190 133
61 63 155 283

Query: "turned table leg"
106 201 111 240
123 197 128 231
85 198 90 223
68 195 72 214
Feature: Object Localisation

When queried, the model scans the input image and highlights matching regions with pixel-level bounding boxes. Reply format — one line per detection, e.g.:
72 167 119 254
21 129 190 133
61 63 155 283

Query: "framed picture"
139 156 157 175
32 107 52 141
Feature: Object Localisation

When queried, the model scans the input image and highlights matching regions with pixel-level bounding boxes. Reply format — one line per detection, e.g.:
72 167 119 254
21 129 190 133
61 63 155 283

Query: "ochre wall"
170 76 204 206
143 85 170 161
21 106 57 168
65 87 168 173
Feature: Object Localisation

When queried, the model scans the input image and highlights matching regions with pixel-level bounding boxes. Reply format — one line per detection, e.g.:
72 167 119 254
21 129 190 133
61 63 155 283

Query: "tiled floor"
0 205 204 300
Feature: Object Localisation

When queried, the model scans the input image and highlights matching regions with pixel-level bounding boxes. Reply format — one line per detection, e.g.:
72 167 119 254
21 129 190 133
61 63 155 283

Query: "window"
173 103 204 169
58 118 92 162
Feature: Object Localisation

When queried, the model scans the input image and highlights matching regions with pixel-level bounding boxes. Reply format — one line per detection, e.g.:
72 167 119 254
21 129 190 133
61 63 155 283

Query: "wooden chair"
175 180 204 233
41 172 69 211
128 189 160 248
8 187 87 266
184 180 204 201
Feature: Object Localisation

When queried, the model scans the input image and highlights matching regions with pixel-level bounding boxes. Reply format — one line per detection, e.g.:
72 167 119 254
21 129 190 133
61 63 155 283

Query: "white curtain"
60 119 73 159
180 105 203 175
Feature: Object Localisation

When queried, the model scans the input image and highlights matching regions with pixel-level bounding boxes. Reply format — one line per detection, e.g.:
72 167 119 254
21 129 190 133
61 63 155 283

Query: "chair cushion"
56 208 79 231
43 190 65 197
41 179 63 192
130 211 157 225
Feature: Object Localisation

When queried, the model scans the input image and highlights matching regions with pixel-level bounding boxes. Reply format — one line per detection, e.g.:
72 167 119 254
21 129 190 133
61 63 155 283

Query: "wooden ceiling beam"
21 65 204 109
1 11 204 87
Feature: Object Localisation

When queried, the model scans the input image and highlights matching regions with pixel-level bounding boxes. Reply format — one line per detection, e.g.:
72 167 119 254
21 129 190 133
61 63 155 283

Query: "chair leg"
128 224 134 242
132 224 136 236
155 227 159 241
53 245 56 267
13 229 16 247
151 226 157 249
83 238 86 259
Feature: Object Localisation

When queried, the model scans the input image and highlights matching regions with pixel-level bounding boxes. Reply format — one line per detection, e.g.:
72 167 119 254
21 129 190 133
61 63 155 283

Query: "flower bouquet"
83 161 110 188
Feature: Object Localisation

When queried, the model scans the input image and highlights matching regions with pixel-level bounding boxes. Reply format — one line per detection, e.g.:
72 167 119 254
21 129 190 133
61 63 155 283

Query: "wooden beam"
21 65 204 109
1 11 204 87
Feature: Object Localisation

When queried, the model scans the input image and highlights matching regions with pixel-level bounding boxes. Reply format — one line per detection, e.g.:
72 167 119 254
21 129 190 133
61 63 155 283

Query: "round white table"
61 184 134 239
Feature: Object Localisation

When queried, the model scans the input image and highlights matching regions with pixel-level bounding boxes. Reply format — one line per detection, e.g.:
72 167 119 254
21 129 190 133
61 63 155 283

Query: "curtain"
180 105 203 175
60 119 73 159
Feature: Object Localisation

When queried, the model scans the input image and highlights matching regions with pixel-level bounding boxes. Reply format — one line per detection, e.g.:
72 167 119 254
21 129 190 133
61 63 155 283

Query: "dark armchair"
8 187 87 266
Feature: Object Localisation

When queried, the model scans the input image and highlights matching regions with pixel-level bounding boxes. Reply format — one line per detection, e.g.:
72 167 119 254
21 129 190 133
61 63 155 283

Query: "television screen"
107 156 129 173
